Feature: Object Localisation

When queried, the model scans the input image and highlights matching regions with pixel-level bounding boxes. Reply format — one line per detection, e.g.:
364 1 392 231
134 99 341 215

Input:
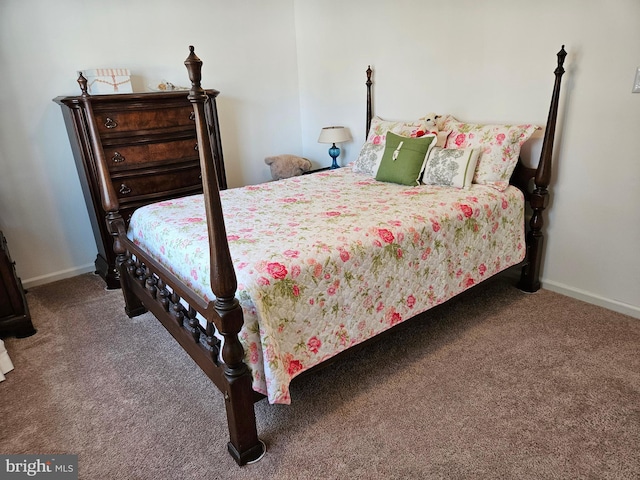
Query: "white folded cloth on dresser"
0 339 14 382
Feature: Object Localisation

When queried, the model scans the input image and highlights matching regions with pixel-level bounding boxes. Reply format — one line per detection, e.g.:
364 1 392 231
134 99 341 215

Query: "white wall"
1 0 638 318
0 0 301 285
294 0 640 317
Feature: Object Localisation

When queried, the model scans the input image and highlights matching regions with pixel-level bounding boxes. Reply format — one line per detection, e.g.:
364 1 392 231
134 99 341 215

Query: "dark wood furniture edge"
0 232 36 338
53 94 119 288
366 65 373 137
303 166 332 174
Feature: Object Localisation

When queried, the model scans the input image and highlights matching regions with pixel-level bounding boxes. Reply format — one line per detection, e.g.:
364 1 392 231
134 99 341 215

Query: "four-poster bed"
85 45 566 465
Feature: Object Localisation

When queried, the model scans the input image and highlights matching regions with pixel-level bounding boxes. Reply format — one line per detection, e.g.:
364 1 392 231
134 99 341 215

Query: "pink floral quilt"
128 166 525 404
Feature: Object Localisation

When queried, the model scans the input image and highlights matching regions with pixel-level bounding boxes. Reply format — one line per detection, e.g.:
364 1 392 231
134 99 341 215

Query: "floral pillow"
445 121 538 191
422 147 479 189
352 116 432 176
437 114 460 132
366 116 430 144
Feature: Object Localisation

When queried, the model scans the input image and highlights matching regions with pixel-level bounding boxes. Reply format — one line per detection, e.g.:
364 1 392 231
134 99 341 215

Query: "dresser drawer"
94 106 195 134
112 163 202 203
104 138 199 171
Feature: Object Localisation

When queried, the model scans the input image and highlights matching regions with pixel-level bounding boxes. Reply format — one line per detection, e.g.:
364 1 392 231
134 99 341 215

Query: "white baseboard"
498 269 639 319
541 279 640 320
22 263 96 290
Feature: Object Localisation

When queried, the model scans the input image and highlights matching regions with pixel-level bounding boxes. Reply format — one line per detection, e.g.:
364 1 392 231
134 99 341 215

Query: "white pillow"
422 147 479 189
352 142 384 176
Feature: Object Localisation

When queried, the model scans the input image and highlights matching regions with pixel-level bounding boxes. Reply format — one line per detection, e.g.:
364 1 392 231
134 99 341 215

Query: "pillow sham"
445 121 538 191
375 132 436 186
351 142 385 176
437 114 459 132
422 146 479 189
366 116 430 144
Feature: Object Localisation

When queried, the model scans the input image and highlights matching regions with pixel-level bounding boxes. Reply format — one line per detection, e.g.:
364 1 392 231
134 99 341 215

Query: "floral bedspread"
128 166 525 404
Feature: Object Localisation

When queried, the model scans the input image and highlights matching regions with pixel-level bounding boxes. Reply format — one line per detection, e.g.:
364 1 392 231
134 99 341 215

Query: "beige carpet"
1 272 638 479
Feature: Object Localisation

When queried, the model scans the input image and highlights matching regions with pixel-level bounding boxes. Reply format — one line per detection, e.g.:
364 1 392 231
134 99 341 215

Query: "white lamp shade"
318 126 351 144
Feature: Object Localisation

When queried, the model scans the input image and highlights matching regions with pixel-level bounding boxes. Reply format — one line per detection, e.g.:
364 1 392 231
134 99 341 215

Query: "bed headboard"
363 46 567 292
364 46 567 201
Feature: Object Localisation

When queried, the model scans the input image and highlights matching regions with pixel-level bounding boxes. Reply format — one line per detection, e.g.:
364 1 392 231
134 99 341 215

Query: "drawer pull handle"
105 117 118 129
189 112 196 121
119 184 132 195
194 143 199 151
112 152 125 163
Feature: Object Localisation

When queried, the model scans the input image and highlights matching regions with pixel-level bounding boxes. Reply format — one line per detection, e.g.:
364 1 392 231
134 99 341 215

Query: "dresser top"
53 89 220 107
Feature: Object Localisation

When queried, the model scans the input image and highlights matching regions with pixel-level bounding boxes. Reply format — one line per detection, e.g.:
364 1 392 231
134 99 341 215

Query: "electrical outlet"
633 67 640 93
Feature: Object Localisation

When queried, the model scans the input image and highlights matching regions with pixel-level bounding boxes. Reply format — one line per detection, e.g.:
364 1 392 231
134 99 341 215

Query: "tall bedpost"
518 46 567 293
184 46 265 466
78 74 145 316
366 66 373 138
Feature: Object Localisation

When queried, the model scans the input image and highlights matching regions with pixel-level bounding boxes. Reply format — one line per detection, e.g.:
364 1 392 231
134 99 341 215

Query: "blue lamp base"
328 143 340 169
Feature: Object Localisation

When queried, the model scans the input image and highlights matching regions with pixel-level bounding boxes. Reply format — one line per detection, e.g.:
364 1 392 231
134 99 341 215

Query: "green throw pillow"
375 132 436 186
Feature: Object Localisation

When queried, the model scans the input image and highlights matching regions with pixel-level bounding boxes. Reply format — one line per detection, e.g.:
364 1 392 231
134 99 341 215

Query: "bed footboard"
82 47 266 466
117 240 266 465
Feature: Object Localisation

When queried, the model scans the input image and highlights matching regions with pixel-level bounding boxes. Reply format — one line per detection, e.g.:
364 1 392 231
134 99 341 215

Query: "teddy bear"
265 154 312 180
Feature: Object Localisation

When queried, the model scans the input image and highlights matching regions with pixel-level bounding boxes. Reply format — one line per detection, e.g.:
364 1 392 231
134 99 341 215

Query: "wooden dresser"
0 231 36 338
54 87 227 289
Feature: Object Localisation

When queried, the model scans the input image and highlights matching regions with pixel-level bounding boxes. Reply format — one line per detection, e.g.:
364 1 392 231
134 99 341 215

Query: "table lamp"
318 126 351 169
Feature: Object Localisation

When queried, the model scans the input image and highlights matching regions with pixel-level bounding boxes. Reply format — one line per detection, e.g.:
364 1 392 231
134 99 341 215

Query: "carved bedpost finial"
77 72 89 96
184 45 204 94
556 45 567 75
366 65 373 138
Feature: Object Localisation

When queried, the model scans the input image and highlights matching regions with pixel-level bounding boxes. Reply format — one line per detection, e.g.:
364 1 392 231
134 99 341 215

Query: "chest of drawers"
55 88 226 289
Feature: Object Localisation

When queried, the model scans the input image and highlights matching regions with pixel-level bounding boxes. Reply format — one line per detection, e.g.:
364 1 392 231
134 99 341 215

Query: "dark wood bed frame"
86 45 566 465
